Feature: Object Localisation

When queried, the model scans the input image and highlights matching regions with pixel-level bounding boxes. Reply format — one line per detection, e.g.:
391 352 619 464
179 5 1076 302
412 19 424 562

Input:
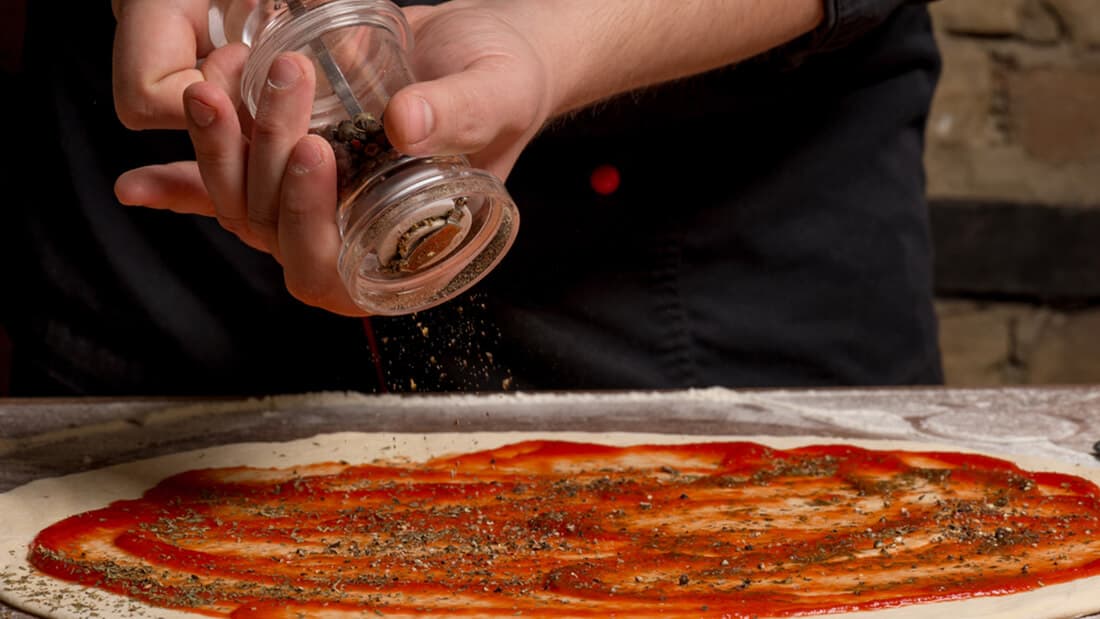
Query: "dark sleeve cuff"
783 0 931 60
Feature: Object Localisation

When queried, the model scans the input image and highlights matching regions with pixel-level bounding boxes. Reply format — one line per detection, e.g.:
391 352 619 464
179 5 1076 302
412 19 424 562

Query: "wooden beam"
930 199 1100 301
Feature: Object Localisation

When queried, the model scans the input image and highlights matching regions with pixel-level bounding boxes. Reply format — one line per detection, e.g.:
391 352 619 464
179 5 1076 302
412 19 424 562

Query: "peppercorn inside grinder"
213 0 519 315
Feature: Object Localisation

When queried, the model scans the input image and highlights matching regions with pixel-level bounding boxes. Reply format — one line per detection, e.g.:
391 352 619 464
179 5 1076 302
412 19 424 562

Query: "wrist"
485 0 613 118
491 0 826 118
466 1 567 119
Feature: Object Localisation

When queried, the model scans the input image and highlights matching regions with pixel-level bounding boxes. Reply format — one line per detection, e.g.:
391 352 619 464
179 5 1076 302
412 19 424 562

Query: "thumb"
384 60 546 158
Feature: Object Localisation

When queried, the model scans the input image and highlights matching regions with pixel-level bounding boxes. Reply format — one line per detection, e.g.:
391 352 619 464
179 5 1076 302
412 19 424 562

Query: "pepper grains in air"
311 112 402 193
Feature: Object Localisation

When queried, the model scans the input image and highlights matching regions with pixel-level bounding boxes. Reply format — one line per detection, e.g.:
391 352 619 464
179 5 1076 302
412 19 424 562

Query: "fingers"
385 64 543 184
246 53 317 259
279 136 364 316
117 32 356 314
112 0 212 130
384 50 548 181
189 49 357 315
199 43 251 114
385 66 509 156
183 80 255 245
115 162 216 217
116 147 358 316
115 162 270 254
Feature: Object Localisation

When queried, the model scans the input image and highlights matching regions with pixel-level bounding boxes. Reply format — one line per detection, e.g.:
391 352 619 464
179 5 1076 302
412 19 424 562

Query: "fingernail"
405 95 434 144
267 55 301 89
289 140 325 176
187 98 216 128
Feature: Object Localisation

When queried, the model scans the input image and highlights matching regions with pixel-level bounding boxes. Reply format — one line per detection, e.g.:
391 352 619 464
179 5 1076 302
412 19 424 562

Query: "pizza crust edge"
1 430 1098 619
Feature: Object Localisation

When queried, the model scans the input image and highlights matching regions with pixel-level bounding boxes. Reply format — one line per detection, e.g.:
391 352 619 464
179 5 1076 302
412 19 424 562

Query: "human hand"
115 1 556 316
115 0 823 317
116 51 365 315
111 0 251 130
384 1 555 181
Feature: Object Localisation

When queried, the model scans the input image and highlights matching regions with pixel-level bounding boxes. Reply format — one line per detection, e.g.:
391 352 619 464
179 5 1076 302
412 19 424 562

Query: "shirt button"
590 164 621 195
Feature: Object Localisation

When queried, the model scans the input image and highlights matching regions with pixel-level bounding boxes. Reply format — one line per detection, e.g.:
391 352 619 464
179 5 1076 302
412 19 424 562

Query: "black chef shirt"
4 1 944 395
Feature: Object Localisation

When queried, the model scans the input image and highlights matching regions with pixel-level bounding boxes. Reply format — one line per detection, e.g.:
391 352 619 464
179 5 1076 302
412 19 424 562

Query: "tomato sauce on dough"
29 441 1100 617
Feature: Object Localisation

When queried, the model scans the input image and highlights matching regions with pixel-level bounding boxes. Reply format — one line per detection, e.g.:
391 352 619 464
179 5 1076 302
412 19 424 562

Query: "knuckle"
248 218 278 236
114 84 168 130
448 103 494 149
249 113 285 142
192 142 235 168
191 140 227 164
247 210 279 237
115 101 155 130
280 197 315 222
215 214 251 236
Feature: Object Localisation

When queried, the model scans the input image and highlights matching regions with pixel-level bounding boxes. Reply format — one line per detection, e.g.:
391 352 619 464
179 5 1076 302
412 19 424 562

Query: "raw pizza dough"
1 431 1098 619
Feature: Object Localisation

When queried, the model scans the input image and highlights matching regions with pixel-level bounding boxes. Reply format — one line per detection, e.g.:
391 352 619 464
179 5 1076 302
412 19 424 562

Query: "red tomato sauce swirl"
28 440 1100 617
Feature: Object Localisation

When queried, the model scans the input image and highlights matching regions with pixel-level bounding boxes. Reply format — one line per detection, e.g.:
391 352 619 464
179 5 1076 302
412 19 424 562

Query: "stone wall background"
926 0 1100 205
927 0 1100 387
937 300 1100 386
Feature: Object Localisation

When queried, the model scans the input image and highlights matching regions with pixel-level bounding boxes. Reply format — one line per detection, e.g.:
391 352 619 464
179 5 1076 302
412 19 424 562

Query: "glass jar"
209 0 519 315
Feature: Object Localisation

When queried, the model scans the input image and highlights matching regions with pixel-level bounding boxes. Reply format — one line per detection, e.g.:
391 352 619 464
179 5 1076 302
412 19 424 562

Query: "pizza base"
2 430 1098 619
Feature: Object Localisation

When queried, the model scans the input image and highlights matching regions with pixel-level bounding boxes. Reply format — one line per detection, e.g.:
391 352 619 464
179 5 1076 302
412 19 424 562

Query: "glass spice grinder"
208 0 519 315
